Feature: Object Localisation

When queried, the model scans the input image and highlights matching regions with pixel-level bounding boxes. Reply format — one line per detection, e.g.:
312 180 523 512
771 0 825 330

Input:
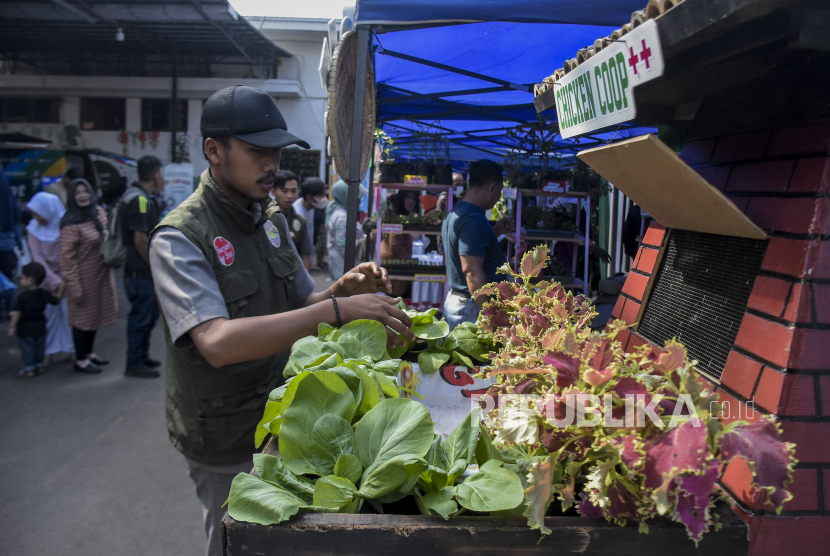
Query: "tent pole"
170 54 178 163
378 85 510 104
376 47 531 92
344 27 370 271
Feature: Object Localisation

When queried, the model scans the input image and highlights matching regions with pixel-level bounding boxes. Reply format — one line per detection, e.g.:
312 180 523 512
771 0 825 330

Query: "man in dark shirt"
442 159 513 330
271 170 314 270
121 155 164 378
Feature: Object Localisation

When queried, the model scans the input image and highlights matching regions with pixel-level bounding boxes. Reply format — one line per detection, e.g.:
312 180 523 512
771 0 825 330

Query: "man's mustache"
258 173 276 184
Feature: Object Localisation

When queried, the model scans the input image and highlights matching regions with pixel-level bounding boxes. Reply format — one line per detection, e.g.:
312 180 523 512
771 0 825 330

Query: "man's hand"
335 262 393 296
134 230 150 265
7 325 14 338
55 282 66 299
336 294 415 348
590 242 612 264
493 216 515 236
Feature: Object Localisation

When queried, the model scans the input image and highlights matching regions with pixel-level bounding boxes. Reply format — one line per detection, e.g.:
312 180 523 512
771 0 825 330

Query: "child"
7 262 60 378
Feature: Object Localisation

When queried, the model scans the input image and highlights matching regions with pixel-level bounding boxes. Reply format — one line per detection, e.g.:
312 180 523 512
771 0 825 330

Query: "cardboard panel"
577 134 767 239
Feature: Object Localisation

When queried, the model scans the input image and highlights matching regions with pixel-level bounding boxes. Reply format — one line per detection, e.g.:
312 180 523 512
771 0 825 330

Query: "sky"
229 0 350 19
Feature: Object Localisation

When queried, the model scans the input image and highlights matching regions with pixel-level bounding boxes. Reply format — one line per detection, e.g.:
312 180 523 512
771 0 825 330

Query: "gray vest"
153 169 301 465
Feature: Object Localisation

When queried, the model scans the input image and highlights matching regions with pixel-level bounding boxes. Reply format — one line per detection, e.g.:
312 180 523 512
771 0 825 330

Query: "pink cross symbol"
640 39 652 69
628 47 639 75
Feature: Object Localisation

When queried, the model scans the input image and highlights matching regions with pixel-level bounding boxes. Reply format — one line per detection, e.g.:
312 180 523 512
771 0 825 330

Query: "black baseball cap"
201 85 310 149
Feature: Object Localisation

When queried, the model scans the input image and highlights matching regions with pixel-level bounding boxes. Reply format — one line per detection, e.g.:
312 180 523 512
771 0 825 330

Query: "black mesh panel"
199 87 234 138
637 230 768 380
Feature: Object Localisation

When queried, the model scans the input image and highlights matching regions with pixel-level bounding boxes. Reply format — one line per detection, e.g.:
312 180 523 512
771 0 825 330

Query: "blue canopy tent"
340 0 654 266
358 0 646 26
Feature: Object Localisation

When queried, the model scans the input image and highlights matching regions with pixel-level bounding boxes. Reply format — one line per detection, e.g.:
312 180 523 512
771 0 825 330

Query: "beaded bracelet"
331 295 342 327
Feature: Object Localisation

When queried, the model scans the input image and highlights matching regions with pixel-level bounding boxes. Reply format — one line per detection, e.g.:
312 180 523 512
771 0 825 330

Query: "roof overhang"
0 74 303 99
0 0 291 78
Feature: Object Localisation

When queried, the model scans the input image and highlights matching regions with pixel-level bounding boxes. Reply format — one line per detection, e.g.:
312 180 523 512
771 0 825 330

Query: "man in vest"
148 86 414 556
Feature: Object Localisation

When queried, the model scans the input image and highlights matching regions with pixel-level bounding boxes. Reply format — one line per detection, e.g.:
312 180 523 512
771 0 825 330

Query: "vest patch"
213 236 235 266
264 220 281 248
292 218 302 232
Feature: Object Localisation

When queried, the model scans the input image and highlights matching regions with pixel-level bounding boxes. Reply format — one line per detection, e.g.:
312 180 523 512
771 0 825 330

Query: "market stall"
219 0 820 554
329 0 656 273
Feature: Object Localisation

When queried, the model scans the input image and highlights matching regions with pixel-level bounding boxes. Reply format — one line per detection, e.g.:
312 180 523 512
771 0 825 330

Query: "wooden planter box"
222 503 748 555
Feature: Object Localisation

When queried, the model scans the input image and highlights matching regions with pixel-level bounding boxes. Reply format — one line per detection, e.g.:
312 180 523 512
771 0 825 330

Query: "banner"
163 163 194 215
555 20 664 139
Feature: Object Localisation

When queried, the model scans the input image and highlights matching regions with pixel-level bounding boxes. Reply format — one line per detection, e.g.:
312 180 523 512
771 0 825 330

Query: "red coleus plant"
477 247 593 349
474 245 797 543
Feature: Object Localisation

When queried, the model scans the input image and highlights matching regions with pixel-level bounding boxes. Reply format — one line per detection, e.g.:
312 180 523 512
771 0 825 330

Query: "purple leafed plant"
474 245 797 543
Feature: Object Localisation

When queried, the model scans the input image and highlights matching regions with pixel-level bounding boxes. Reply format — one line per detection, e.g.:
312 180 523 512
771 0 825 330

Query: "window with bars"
280 148 322 182
637 230 768 380
80 98 125 130
141 99 188 132
0 97 60 124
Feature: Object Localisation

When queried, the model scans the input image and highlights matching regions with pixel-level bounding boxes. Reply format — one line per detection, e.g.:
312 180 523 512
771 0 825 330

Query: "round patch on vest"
292 218 302 232
213 236 235 266
264 220 281 248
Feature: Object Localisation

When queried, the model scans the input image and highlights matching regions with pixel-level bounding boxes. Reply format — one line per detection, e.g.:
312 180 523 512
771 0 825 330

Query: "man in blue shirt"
442 160 513 330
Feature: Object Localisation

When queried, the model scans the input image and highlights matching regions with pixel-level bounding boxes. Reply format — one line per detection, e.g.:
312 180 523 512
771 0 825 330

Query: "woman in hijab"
59 179 118 374
26 192 74 361
326 180 366 280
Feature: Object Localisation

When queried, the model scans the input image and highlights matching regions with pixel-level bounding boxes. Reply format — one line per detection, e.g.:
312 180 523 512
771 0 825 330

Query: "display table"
223 502 748 555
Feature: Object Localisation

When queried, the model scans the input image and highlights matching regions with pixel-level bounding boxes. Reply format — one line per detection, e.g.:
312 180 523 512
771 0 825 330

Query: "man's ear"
204 138 222 165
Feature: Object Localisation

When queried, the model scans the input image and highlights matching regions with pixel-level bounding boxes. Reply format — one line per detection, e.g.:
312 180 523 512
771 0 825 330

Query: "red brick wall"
610 120 830 556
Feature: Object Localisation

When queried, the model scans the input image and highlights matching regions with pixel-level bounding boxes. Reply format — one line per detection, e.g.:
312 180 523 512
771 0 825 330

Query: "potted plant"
374 128 399 183
407 123 453 185
505 116 565 188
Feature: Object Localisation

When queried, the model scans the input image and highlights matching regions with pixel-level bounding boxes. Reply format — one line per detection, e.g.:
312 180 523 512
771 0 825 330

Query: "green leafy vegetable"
309 414 356 475
338 319 388 361
313 476 358 511
441 408 480 481
456 460 525 512
357 457 410 499
253 454 313 500
418 351 450 374
227 474 307 525
279 372 356 475
474 423 502 466
355 398 434 469
230 319 529 528
334 454 363 484
415 487 458 519
254 400 282 448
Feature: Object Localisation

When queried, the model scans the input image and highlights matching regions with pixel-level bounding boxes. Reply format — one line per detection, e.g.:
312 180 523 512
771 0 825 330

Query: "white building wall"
61 97 80 127
257 25 331 180
188 99 205 177
0 20 330 181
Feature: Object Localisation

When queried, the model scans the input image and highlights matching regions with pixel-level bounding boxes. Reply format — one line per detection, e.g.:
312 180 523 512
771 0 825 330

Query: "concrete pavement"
0 267 333 556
